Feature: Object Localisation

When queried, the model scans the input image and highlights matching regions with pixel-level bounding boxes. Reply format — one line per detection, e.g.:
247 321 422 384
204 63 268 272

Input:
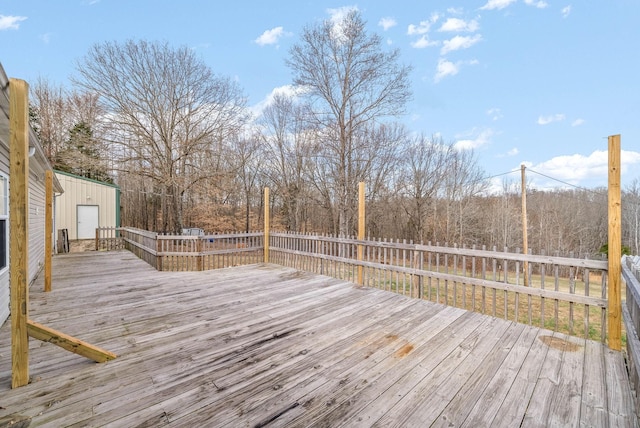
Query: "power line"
527 168 606 195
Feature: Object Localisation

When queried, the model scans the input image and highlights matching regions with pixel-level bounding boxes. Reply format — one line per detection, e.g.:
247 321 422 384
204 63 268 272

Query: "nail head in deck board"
0 251 636 426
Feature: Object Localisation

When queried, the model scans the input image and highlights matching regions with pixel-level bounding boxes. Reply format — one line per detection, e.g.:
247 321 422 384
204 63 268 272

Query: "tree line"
28 10 639 258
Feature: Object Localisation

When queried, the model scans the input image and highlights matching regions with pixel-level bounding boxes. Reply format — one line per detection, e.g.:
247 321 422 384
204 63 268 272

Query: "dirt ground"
69 239 96 252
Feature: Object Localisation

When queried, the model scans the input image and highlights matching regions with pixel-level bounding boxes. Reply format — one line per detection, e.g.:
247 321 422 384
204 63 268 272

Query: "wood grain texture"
9 78 30 389
608 134 622 350
26 320 117 362
44 170 53 292
0 251 636 427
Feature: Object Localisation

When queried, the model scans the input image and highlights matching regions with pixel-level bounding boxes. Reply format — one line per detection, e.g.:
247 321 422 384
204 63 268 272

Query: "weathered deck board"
0 251 637 427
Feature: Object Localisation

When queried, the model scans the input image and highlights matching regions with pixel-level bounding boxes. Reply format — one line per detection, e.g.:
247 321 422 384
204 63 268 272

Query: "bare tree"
31 78 111 181
231 133 262 233
30 78 73 165
287 9 412 236
260 93 317 232
400 135 448 241
73 39 248 232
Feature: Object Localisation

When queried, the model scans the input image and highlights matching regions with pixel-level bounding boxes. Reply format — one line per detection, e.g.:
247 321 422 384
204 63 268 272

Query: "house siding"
0 63 61 327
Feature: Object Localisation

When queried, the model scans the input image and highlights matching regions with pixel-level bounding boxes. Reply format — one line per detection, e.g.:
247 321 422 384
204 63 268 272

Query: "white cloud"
435 59 459 81
434 58 478 82
327 6 358 24
0 15 27 30
254 27 287 46
496 147 519 158
528 150 640 185
524 0 549 8
537 113 565 125
192 43 211 50
40 32 53 44
571 118 585 127
441 34 482 55
487 108 503 121
250 84 305 118
479 0 517 11
447 7 464 15
407 13 439 35
411 35 439 49
327 6 359 41
379 17 397 31
454 128 494 150
438 18 480 32
561 5 572 18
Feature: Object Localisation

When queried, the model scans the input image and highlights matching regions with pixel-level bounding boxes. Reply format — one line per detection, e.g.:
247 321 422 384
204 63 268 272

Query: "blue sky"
2 0 639 190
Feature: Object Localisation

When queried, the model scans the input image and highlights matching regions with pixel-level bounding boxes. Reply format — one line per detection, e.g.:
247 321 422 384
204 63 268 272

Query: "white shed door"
77 205 99 239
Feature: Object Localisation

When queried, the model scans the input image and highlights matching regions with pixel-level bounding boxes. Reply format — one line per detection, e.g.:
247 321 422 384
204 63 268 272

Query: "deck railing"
96 227 610 342
622 255 640 410
96 227 263 271
270 232 609 342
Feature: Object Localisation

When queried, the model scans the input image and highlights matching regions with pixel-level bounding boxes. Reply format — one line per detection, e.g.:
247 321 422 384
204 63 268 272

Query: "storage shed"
54 171 120 241
0 63 64 326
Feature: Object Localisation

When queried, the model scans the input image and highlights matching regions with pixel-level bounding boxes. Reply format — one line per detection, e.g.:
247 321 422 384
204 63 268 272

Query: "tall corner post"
45 170 53 292
521 165 529 287
264 187 270 264
357 182 365 286
9 78 30 388
608 134 622 351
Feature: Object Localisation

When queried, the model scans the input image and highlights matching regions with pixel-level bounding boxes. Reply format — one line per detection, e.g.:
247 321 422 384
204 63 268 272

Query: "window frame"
0 172 8 274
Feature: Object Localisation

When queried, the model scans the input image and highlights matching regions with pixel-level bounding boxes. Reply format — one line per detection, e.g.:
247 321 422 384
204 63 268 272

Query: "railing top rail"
122 227 158 239
269 231 608 270
156 231 264 240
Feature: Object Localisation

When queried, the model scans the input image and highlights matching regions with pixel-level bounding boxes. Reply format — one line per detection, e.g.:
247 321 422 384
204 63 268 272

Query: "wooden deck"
0 251 637 427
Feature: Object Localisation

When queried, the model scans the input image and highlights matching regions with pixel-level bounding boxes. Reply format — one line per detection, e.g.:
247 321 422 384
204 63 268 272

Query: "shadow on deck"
0 251 637 427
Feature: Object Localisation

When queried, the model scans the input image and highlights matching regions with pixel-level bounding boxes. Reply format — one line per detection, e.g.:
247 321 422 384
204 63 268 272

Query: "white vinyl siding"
28 166 47 286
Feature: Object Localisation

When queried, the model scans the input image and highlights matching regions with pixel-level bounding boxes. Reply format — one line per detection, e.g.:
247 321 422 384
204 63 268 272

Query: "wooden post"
608 134 622 351
9 78 30 388
196 237 203 271
264 187 270 264
45 170 53 292
357 182 365 286
521 165 529 287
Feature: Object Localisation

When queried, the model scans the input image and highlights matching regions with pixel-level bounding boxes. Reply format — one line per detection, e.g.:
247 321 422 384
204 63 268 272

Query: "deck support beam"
27 320 117 363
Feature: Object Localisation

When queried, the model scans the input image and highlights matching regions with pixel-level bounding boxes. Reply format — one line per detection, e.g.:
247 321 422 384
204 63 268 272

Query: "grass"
310 261 615 343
